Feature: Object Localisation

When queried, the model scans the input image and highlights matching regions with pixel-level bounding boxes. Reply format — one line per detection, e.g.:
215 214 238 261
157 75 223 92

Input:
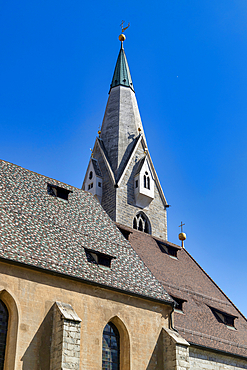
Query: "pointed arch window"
0 300 8 370
133 212 150 234
144 172 150 190
102 322 120 370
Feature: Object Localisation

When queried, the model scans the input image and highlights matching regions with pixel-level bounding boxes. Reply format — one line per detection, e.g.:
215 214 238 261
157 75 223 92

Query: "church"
0 31 247 370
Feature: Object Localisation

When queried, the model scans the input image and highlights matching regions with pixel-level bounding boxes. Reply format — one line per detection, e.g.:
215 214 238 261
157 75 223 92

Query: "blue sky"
1 0 247 316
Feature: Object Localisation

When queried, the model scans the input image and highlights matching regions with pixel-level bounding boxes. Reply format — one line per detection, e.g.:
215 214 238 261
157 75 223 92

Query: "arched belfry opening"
133 212 151 234
0 300 8 370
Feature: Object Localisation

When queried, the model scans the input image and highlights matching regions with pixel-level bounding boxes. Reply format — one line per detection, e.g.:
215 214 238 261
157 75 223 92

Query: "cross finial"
179 222 185 232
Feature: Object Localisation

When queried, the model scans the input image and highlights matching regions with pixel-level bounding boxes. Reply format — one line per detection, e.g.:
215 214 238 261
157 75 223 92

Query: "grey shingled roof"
0 160 173 304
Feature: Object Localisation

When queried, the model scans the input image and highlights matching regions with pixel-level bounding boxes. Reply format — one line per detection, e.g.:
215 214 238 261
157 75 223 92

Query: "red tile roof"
116 223 247 358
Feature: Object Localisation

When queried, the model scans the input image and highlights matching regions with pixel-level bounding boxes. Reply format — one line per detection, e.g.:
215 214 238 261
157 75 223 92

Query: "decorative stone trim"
50 302 81 370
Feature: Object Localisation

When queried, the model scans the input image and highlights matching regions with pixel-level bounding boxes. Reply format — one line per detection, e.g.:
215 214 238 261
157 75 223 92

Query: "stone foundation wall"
189 346 247 370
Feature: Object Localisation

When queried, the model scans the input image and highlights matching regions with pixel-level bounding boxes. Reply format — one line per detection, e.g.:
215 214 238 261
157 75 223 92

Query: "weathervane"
119 21 130 42
120 20 130 33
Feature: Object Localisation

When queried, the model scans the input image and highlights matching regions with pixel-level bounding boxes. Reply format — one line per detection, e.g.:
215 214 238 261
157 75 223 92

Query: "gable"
117 136 168 208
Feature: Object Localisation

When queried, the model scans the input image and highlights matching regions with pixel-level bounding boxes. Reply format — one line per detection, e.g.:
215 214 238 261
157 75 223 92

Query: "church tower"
82 34 169 240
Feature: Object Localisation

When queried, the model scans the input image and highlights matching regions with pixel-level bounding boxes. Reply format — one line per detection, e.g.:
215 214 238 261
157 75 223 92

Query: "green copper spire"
110 43 134 92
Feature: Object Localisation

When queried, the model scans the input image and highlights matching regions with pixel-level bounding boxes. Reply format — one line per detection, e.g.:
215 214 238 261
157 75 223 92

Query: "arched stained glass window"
102 322 120 370
0 300 8 370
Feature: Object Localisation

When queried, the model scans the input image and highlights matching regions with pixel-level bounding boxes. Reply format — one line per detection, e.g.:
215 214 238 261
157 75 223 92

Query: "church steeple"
99 38 145 179
82 34 168 240
110 43 134 91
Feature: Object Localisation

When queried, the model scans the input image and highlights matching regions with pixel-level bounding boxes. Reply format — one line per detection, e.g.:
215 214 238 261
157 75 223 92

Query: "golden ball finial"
98 130 101 137
178 232 186 248
179 232 186 241
119 34 126 42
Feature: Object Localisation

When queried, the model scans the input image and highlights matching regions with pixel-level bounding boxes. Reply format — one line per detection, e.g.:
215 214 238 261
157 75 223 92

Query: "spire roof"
110 43 134 91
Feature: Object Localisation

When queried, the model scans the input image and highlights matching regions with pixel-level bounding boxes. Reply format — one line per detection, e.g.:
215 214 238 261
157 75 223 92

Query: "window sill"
169 255 178 260
174 309 184 314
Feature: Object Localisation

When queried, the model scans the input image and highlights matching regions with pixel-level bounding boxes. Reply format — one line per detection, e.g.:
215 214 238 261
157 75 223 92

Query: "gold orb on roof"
178 232 186 241
119 34 126 42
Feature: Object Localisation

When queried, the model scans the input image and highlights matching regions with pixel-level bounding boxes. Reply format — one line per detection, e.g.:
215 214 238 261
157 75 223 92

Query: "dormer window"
47 184 72 201
89 171 93 180
117 226 132 240
156 240 180 259
133 212 150 234
85 248 115 268
171 296 186 313
210 307 237 329
144 171 150 189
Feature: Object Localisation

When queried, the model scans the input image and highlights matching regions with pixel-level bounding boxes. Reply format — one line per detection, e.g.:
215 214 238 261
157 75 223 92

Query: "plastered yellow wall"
0 261 171 370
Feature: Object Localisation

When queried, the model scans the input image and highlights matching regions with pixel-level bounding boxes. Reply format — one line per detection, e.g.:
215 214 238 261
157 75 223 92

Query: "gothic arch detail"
0 290 18 370
102 316 130 370
0 300 8 370
144 171 150 190
102 322 119 369
133 212 151 234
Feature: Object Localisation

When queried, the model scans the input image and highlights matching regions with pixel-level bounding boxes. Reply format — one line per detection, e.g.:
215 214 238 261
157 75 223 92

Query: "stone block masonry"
116 142 168 240
50 302 81 370
163 328 190 370
189 346 247 370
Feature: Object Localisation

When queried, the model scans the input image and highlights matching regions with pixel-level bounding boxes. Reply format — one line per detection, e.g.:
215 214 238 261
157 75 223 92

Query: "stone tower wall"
93 144 117 221
116 141 167 240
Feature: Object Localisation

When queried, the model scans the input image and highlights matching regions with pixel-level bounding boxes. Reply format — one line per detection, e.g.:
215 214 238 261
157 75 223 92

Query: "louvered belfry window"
0 300 8 370
102 322 120 370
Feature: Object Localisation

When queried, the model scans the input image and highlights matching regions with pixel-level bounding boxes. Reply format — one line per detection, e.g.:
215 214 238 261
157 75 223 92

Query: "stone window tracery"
133 212 150 234
102 322 120 370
